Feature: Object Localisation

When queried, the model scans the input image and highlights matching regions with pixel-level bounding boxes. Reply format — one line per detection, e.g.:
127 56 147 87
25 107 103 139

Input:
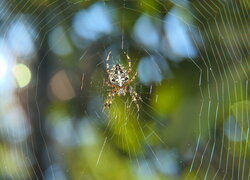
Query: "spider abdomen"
109 64 129 87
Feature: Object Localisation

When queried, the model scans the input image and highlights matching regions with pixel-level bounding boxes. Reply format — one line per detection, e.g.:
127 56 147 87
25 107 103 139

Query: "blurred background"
0 0 249 179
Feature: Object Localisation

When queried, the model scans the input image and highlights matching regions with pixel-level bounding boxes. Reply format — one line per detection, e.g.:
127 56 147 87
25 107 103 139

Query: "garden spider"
103 51 142 111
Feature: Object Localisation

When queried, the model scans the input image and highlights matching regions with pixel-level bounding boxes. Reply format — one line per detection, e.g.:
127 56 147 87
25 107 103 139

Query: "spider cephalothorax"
104 51 142 111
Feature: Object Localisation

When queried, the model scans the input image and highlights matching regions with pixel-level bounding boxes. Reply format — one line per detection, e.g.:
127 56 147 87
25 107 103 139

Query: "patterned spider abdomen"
109 64 129 87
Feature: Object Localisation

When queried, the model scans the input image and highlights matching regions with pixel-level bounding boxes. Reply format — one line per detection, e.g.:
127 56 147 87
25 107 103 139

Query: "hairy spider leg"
129 86 142 111
103 89 116 110
124 52 132 74
106 51 112 74
104 80 113 87
127 72 138 85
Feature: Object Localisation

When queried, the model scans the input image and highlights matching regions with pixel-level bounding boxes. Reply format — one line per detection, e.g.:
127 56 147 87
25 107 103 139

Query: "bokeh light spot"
48 26 73 56
7 20 36 58
164 6 197 59
0 55 7 80
12 63 31 88
50 70 75 101
72 3 113 41
224 116 246 142
133 15 160 49
138 56 171 84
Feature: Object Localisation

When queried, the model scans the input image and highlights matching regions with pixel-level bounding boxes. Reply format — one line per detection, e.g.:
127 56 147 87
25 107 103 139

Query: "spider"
103 51 142 111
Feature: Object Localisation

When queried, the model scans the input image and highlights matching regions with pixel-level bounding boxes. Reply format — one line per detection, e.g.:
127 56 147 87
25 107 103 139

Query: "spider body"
104 51 142 111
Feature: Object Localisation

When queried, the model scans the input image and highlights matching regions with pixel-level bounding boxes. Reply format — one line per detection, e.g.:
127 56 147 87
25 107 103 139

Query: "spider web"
0 0 249 179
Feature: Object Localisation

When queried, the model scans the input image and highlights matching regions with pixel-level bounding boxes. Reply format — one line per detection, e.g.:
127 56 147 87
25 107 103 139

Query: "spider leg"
106 51 112 74
104 80 112 87
103 89 116 111
127 72 138 85
124 52 132 74
129 86 142 111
